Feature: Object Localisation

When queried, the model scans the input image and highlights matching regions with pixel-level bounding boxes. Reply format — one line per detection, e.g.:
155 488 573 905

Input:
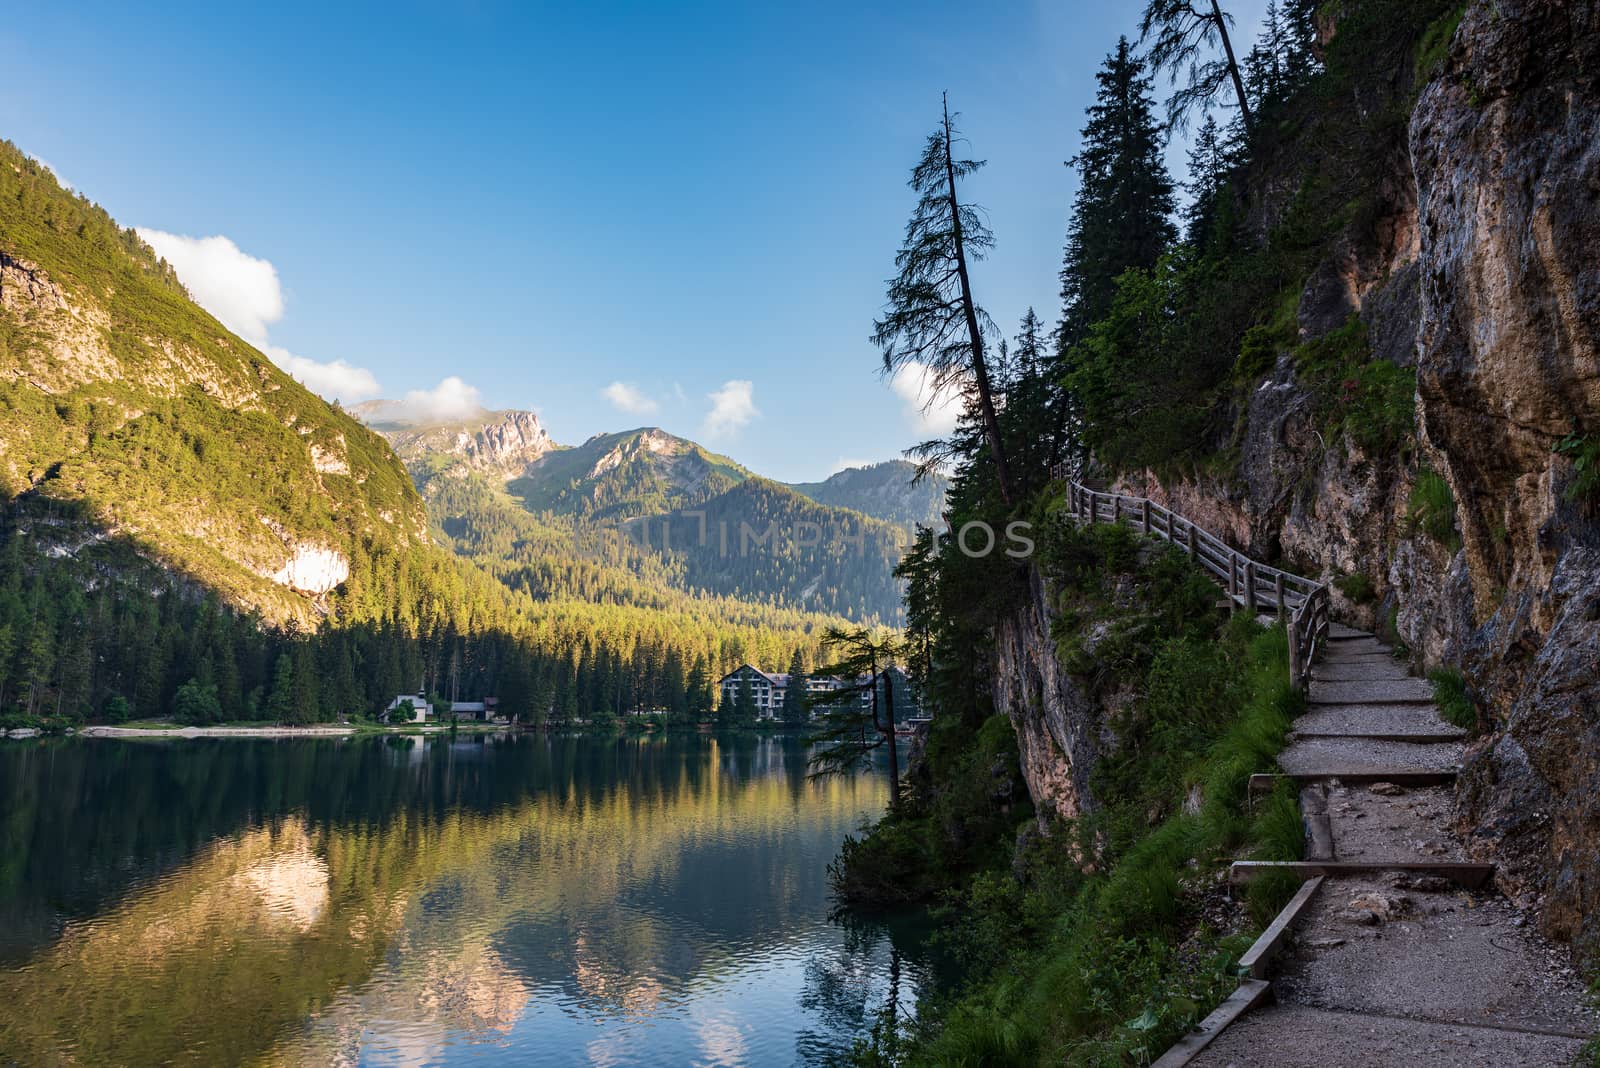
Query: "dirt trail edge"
1172 627 1598 1068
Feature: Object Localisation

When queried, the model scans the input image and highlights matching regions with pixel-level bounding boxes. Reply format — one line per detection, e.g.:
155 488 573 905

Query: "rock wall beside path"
1410 0 1600 954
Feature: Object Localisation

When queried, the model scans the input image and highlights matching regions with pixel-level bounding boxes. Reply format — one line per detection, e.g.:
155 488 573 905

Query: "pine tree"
1182 113 1229 246
806 628 905 813
686 656 713 723
732 672 759 727
1140 0 1253 133
874 93 1014 504
1060 39 1176 343
265 652 295 723
291 641 321 723
781 648 809 725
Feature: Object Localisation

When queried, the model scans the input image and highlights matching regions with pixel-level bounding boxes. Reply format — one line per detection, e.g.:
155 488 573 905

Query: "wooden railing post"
1244 561 1257 616
1187 523 1198 560
1113 495 1122 524
1274 571 1286 622
1288 621 1302 690
1141 499 1151 535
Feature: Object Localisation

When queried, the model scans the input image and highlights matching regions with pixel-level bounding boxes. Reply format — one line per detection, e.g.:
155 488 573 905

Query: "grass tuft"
1408 470 1460 550
1429 667 1478 732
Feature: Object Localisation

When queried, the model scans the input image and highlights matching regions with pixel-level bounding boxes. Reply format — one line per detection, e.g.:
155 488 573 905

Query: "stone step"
1251 770 1458 793
1319 637 1392 659
1320 782 1466 864
1228 860 1495 888
1311 661 1414 682
1318 651 1404 668
1293 703 1463 741
1308 678 1435 704
1278 737 1464 778
1185 1004 1591 1067
1327 622 1371 640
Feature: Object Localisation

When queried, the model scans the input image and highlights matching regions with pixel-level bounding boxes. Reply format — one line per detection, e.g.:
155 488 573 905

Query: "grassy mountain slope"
0 141 428 625
645 477 909 621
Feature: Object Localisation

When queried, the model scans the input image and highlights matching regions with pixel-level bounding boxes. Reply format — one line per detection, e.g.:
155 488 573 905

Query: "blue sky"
3 0 1267 481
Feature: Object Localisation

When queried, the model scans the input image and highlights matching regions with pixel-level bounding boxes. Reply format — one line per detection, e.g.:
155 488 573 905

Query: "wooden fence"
1062 481 1329 689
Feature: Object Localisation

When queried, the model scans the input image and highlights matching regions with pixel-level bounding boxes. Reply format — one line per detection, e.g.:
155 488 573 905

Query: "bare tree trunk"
1210 0 1254 131
943 94 1015 506
881 667 899 811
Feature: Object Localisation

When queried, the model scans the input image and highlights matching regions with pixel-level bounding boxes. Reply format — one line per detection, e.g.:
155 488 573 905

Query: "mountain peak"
360 406 555 481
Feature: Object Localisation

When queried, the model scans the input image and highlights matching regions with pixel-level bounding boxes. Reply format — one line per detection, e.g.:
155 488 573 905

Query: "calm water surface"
0 734 933 1066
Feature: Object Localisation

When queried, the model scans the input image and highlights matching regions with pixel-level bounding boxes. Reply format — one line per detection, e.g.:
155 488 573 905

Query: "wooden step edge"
1238 876 1325 979
1325 631 1377 642
1228 860 1495 889
1288 730 1468 744
1306 695 1439 707
1304 814 1335 860
1250 770 1458 792
1150 978 1274 1068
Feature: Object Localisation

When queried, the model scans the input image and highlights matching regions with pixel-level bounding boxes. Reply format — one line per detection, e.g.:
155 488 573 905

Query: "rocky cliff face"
368 408 555 482
1409 0 1600 955
990 567 1101 824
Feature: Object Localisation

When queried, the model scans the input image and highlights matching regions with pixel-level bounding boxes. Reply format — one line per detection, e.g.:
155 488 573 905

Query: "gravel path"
1169 622 1597 1066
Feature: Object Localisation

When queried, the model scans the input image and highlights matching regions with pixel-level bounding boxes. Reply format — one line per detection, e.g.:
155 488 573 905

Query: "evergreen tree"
1140 0 1253 132
732 672 759 727
780 648 809 725
291 641 321 724
265 652 295 723
174 677 222 724
806 628 905 813
686 656 713 723
1060 39 1177 344
1182 113 1229 246
874 94 1014 504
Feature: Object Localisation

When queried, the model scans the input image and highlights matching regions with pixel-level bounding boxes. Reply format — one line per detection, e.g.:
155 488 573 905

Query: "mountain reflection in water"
0 733 933 1066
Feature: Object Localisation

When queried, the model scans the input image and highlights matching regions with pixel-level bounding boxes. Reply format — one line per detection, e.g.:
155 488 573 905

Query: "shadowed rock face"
1409 0 1600 953
990 567 1100 825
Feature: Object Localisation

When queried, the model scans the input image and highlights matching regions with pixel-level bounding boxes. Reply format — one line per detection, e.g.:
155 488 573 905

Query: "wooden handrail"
1060 479 1329 690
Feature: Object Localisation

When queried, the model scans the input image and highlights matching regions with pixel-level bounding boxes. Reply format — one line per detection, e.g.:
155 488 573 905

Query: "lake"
0 733 934 1066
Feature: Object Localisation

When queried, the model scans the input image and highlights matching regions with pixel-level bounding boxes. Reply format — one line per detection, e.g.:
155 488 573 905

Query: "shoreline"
20 723 517 740
5 722 845 741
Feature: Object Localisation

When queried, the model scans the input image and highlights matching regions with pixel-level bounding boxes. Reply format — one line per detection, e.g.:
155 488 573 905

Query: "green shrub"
1429 668 1478 732
1340 359 1417 454
1555 431 1600 511
1333 571 1377 604
1408 470 1460 549
1415 2 1467 81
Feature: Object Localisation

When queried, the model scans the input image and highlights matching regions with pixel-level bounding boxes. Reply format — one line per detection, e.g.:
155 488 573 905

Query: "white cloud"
136 229 283 345
889 361 966 436
393 376 484 422
602 381 659 415
702 379 760 438
265 346 381 402
133 227 381 403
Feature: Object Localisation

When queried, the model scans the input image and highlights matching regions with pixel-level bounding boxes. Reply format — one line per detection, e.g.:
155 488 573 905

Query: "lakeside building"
381 696 501 723
381 694 433 723
716 665 918 721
